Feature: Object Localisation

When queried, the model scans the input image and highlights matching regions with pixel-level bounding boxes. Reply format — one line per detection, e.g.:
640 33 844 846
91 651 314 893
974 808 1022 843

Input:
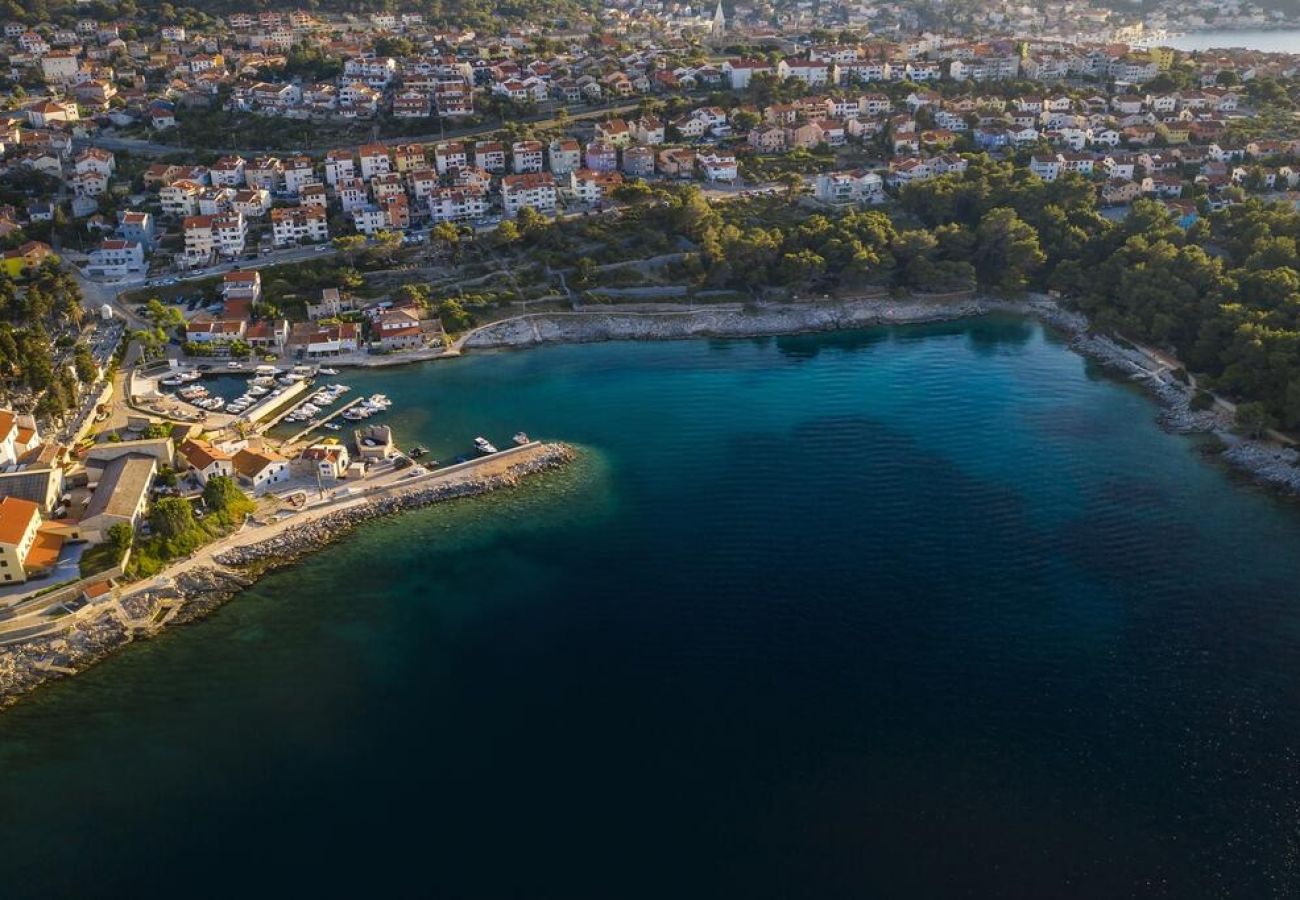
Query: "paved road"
78 97 664 158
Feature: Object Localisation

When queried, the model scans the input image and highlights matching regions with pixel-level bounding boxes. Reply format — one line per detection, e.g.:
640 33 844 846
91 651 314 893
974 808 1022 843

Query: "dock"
284 397 368 446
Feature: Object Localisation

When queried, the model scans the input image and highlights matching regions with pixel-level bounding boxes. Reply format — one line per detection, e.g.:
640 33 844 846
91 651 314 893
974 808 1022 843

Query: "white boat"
179 371 203 382
474 437 499 454
342 408 368 421
255 365 280 376
513 432 530 446
368 394 391 408
248 385 270 396
300 404 321 417
292 365 314 376
318 368 339 376
324 423 342 431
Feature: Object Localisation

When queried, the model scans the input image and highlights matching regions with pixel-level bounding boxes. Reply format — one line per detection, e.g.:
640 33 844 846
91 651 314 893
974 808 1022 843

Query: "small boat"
342 409 368 421
474 437 499 455
409 446 427 458
255 365 279 376
368 394 391 408
324 423 342 431
512 432 530 446
160 375 184 387
318 367 339 376
179 371 203 382
292 365 314 376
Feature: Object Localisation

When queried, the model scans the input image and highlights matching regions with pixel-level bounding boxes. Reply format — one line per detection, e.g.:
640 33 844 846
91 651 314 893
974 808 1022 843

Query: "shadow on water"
772 328 892 361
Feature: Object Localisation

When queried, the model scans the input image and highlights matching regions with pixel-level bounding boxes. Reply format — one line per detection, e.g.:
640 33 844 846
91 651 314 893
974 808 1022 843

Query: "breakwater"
0 442 577 709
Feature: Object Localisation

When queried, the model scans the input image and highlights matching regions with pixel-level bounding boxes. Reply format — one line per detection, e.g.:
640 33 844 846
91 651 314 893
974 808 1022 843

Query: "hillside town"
0 0 1295 666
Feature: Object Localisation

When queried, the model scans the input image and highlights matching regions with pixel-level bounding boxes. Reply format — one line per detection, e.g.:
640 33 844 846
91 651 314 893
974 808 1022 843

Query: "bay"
3 317 1300 898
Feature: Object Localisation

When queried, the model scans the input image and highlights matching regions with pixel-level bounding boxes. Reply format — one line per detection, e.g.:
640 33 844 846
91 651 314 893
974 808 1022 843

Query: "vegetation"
78 522 134 578
129 476 255 578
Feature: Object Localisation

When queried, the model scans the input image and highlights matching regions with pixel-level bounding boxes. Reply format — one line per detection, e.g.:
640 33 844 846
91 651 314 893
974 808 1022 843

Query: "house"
232 448 290 495
512 140 545 174
748 125 786 153
222 270 261 304
177 439 233 485
723 59 773 90
1030 154 1064 182
1101 179 1143 206
570 169 623 205
87 239 145 278
1 242 55 278
244 319 289 352
777 59 831 86
501 173 557 217
815 170 885 205
548 138 581 176
0 496 62 584
594 119 632 148
373 307 426 351
298 442 350 480
584 141 618 173
270 207 328 247
80 454 156 542
621 146 655 178
290 322 361 357
697 152 737 182
185 319 247 346
358 145 390 181
118 210 155 249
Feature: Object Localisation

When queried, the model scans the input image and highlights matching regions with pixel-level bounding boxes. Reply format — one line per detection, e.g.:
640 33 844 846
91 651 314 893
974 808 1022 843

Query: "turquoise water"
5 318 1300 897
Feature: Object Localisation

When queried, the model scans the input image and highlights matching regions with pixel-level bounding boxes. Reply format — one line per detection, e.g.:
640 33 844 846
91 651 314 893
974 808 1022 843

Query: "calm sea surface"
1165 28 1300 53
4 317 1300 898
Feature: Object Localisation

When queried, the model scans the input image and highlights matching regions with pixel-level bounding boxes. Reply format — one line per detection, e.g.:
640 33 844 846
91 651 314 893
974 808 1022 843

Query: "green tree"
1235 401 1276 438
973 207 1045 294
150 497 196 541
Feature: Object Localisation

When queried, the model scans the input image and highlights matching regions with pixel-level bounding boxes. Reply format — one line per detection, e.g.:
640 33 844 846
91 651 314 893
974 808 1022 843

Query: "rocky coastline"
0 443 576 710
461 295 1002 349
465 295 1300 494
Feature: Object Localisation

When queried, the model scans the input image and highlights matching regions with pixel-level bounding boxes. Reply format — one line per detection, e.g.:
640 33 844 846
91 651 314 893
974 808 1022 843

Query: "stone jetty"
0 442 577 709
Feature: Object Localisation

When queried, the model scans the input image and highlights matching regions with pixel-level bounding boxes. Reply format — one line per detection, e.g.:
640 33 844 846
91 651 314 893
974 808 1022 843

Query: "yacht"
474 437 499 455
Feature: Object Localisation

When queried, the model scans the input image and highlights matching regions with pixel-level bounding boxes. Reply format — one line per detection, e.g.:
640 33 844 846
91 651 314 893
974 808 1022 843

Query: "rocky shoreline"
466 295 1300 494
1027 300 1300 494
462 295 1001 349
0 443 576 710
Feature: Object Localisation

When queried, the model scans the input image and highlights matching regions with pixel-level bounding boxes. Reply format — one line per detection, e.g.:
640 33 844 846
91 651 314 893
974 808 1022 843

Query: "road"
78 97 662 158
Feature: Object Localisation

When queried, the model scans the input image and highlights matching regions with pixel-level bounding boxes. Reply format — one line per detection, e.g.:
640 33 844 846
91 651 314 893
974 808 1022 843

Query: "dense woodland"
0 264 101 422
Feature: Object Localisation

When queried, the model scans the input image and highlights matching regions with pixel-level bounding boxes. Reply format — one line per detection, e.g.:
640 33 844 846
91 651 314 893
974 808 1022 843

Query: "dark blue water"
4 317 1300 898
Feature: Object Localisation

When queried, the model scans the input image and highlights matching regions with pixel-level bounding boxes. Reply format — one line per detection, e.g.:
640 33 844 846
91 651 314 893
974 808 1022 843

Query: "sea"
4 316 1300 898
1164 27 1300 53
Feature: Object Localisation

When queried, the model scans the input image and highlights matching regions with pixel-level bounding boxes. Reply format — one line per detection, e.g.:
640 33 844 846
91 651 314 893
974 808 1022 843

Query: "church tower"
710 0 726 43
